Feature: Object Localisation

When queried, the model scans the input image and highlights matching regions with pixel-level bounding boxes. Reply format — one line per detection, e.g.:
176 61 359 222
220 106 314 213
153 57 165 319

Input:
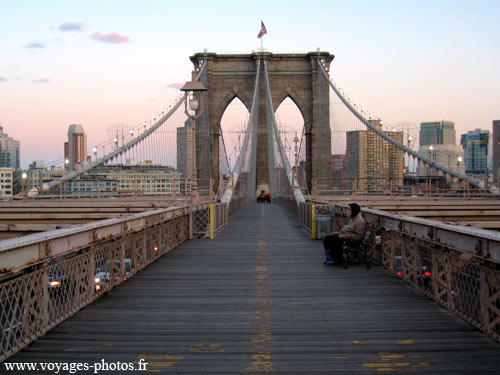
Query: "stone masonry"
190 51 334 194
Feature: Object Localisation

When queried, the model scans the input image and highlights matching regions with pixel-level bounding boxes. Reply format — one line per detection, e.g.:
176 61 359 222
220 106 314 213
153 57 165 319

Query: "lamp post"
180 70 207 206
427 145 434 190
64 158 70 171
21 172 27 197
408 136 412 172
457 156 463 174
428 145 435 175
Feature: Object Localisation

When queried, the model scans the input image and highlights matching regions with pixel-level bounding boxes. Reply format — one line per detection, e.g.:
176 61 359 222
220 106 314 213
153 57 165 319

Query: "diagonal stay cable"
262 59 305 204
317 61 498 194
221 59 261 203
37 63 208 195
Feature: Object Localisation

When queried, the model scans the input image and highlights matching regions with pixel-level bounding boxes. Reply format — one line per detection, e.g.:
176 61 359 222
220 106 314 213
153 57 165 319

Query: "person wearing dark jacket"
323 203 366 265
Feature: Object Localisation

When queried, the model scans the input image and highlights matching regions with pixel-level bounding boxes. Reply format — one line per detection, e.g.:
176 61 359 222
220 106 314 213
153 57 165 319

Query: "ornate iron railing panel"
0 213 189 361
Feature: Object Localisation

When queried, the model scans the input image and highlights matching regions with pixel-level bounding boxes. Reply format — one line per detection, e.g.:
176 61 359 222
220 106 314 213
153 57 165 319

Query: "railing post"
311 203 316 239
480 267 488 333
209 203 214 239
42 269 49 328
189 207 193 239
210 178 215 201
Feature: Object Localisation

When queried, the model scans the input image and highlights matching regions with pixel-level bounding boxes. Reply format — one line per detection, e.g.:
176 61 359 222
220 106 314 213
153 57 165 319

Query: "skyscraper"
346 120 404 191
493 120 500 180
64 124 87 170
460 129 491 175
419 121 456 146
417 121 464 176
0 126 20 169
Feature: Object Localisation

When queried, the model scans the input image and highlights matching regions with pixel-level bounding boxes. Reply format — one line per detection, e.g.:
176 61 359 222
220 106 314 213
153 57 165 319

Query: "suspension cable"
221 60 261 203
34 63 208 195
262 59 305 203
317 61 498 194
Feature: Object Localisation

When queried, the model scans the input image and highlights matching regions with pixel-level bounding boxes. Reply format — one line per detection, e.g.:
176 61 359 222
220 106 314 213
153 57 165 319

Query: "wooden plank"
4 203 500 374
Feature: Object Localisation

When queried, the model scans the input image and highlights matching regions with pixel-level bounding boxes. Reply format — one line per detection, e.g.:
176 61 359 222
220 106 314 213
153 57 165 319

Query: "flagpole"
261 36 263 51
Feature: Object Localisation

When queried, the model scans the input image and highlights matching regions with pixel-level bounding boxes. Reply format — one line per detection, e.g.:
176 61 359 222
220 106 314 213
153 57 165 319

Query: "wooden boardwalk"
3 203 500 374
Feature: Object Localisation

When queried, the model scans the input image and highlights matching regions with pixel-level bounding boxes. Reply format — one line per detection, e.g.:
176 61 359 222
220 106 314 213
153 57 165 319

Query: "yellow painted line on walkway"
397 339 414 345
245 207 274 374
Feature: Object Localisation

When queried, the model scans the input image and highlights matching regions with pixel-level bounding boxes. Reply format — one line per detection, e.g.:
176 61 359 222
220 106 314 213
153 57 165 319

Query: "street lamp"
21 172 27 197
428 145 435 182
64 158 70 170
408 136 413 172
180 70 207 206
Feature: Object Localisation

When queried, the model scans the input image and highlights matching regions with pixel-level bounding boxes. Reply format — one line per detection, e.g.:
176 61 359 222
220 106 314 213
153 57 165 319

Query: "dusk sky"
1 0 499 168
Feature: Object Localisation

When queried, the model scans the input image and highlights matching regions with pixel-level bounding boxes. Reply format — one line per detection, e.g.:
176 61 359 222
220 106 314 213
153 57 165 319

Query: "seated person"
322 203 366 265
266 193 272 203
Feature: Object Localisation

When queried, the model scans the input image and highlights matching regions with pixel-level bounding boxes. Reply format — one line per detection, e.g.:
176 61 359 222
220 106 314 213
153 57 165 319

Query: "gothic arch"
190 51 334 193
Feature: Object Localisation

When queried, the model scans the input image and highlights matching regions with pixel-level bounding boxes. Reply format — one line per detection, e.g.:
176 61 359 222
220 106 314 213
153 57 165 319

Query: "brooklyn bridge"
1 51 499 374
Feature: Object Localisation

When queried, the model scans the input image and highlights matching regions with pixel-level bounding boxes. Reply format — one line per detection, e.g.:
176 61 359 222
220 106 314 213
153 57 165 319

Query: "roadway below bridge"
3 203 500 374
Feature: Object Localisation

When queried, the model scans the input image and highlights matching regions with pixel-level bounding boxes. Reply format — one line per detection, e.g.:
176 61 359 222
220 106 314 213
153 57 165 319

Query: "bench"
343 230 373 269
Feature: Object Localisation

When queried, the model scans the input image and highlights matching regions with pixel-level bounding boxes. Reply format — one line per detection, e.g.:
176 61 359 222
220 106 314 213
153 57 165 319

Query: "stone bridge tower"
190 51 334 194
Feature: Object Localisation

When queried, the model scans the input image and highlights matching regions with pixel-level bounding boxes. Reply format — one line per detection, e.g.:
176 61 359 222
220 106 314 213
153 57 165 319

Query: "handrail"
0 206 189 276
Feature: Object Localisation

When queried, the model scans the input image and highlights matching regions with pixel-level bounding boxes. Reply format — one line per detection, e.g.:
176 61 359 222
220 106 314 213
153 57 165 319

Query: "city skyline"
1 0 499 168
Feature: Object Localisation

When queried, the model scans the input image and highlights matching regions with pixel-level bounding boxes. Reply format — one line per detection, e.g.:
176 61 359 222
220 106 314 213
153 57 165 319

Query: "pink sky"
1 0 499 168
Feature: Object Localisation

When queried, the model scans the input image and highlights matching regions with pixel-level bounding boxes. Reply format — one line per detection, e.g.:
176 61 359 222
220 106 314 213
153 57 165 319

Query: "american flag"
257 21 267 39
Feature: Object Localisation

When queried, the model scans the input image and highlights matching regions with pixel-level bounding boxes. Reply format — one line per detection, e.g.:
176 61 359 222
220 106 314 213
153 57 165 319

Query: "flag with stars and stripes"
257 21 267 39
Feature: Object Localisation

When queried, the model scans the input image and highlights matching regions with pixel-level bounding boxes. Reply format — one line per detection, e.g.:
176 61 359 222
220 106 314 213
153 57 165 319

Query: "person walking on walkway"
323 203 366 265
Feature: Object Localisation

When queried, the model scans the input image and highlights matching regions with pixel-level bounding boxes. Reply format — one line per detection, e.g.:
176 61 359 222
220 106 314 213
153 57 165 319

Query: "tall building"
64 124 87 170
346 120 404 191
176 120 193 178
493 120 500 180
0 168 14 197
331 154 346 189
418 144 465 176
417 121 464 176
0 126 20 169
460 129 491 175
419 120 456 146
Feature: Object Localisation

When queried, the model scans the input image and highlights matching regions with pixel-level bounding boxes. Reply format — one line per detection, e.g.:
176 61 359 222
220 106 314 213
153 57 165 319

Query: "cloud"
32 78 50 84
58 22 86 32
165 82 183 89
24 42 46 49
91 31 131 44
0 77 7 82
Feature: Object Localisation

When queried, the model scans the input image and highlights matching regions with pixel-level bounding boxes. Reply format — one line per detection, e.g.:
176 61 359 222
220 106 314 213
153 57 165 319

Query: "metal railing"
25 178 218 200
0 202 229 361
192 203 228 239
296 199 500 341
310 177 493 199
